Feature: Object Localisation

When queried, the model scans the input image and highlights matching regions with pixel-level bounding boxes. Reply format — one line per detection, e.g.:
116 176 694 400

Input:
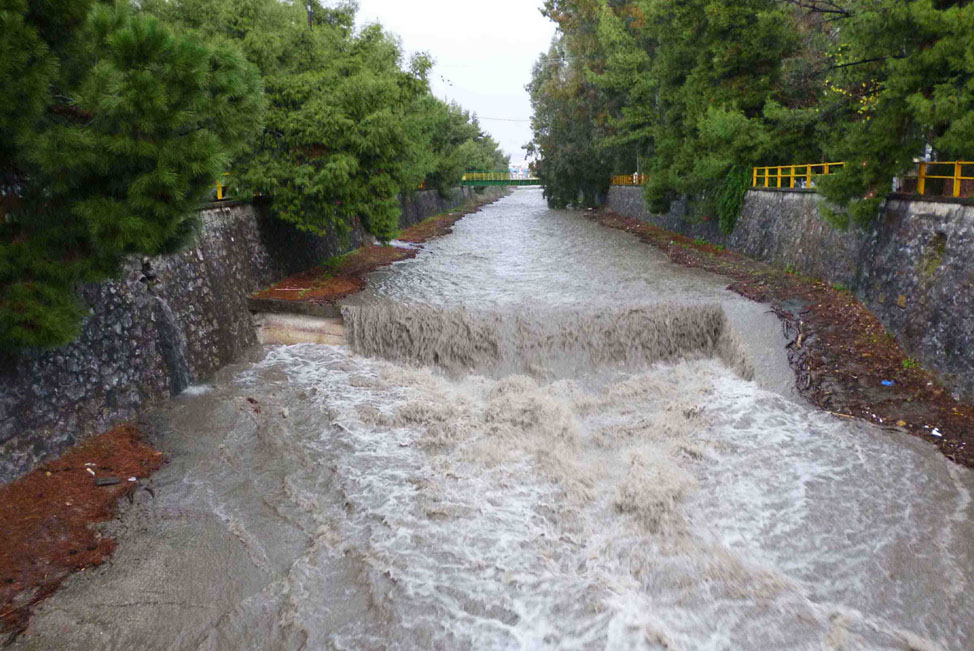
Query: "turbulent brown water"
16 189 974 650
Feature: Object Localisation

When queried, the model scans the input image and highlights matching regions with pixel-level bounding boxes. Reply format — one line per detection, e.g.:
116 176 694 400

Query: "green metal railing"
460 172 541 187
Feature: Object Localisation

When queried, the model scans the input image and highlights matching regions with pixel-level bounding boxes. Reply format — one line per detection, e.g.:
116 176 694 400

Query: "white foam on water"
179 384 214 396
221 344 974 650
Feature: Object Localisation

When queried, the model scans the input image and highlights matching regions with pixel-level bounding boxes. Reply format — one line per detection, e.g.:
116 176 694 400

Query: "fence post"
806 166 812 188
776 167 782 188
954 162 962 197
789 165 795 189
752 167 758 187
918 163 927 195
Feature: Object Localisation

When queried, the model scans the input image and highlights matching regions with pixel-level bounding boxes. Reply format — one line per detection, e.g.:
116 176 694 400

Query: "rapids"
15 189 974 650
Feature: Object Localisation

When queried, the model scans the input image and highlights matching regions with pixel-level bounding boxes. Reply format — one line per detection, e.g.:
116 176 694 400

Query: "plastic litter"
931 428 943 438
881 380 894 387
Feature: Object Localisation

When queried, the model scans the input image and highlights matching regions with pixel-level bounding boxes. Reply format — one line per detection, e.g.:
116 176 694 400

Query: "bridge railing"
610 174 648 186
461 172 538 182
460 171 541 186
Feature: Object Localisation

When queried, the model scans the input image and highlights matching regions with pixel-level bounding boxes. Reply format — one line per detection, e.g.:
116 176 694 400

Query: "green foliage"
714 166 751 234
812 0 974 217
533 0 796 216
530 0 974 230
902 358 919 369
1 1 262 352
527 37 610 208
144 0 506 241
415 98 509 198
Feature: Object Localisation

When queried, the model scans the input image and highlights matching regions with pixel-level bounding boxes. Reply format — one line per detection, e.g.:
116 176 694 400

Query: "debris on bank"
595 209 974 469
0 425 164 640
251 194 505 310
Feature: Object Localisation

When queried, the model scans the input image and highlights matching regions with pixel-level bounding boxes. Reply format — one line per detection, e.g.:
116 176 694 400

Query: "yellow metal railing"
215 173 231 200
610 173 649 186
913 161 974 197
751 162 844 189
752 160 974 198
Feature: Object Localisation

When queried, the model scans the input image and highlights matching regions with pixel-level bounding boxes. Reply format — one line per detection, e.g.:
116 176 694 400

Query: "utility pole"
307 2 312 28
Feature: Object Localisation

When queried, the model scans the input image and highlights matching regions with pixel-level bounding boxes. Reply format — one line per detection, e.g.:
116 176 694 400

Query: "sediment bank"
0 426 163 640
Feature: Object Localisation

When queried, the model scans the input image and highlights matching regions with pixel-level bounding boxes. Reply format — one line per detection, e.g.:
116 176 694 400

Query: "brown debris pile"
0 425 164 640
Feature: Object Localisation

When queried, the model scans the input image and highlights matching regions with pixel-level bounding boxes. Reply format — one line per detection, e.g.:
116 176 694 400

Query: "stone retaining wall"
605 186 730 246
606 185 974 400
0 187 496 482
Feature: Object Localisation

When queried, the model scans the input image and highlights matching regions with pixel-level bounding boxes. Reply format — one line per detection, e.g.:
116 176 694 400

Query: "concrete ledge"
748 187 818 194
749 188 974 206
247 296 341 319
255 313 346 346
888 193 974 207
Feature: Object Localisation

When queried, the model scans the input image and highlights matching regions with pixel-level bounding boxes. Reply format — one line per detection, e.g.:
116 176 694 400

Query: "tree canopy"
143 0 508 241
528 0 974 229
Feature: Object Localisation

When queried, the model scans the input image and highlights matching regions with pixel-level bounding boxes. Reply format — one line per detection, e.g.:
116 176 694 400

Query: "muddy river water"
17 189 974 650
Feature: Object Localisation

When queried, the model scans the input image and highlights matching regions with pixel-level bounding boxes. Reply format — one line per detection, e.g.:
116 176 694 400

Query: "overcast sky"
354 0 557 167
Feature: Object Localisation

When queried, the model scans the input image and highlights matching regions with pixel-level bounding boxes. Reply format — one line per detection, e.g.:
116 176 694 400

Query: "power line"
477 117 532 122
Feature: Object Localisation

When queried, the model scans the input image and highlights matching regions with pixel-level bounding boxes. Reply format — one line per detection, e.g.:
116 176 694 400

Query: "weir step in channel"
255 313 346 346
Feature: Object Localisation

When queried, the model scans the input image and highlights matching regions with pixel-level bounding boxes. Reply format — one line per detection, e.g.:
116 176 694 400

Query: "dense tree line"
528 0 974 230
1 0 506 352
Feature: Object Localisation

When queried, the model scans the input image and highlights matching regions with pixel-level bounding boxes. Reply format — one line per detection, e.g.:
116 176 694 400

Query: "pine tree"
0 1 262 352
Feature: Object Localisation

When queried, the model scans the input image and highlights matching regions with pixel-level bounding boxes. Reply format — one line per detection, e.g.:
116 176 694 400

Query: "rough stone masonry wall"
605 186 731 247
733 191 974 400
0 187 490 483
606 185 974 401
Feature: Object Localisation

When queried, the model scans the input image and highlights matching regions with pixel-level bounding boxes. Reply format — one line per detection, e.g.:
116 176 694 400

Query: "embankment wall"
0 187 501 482
607 185 974 401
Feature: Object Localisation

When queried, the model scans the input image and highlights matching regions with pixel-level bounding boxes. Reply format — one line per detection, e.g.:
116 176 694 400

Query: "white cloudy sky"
354 0 557 166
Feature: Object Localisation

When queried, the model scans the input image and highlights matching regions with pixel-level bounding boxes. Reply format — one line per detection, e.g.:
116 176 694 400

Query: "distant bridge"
461 172 541 187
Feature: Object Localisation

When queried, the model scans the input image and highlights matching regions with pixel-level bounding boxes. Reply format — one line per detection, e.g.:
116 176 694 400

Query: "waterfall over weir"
341 302 752 381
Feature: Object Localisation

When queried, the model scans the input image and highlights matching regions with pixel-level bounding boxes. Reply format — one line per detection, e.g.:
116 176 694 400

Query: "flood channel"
17 189 974 650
